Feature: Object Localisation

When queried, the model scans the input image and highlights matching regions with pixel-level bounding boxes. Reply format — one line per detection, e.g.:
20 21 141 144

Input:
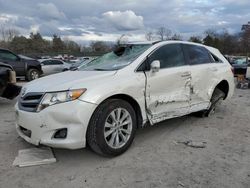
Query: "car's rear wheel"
87 99 137 156
194 88 225 117
26 69 40 81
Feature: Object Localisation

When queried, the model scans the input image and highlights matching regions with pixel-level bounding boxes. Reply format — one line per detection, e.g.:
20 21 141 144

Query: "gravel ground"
0 88 250 188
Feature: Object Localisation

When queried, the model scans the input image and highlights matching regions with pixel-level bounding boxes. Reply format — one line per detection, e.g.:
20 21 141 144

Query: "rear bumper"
15 99 97 149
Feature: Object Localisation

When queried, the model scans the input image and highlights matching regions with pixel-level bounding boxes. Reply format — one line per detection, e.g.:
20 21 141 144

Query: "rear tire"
87 99 137 156
194 88 225 117
26 69 40 81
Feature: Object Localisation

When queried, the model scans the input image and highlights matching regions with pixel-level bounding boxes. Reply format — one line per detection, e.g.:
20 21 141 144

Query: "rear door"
182 44 221 112
0 49 25 76
145 43 191 124
51 60 64 72
41 60 55 75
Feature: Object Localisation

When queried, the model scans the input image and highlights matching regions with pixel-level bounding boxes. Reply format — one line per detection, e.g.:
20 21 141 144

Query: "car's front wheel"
87 99 137 156
26 69 40 81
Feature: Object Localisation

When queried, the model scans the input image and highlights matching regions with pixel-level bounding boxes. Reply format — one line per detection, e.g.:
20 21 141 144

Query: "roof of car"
123 41 161 45
124 40 214 48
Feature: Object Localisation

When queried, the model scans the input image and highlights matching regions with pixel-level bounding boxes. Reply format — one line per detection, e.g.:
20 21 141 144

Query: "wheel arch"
213 80 229 99
102 94 143 129
27 66 42 75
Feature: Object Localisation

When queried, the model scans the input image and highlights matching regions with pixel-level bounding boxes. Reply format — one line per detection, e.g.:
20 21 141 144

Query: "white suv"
15 41 234 156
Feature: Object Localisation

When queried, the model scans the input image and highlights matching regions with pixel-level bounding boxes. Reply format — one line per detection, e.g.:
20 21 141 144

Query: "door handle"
181 72 191 77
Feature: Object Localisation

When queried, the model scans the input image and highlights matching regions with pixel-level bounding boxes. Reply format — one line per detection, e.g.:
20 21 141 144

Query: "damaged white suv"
15 41 234 156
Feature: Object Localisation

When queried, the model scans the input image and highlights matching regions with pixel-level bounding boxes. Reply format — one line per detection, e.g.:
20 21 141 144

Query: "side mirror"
150 60 160 72
40 63 44 66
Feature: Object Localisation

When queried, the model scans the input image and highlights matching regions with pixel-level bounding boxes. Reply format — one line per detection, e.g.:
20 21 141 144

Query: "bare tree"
0 25 7 42
189 35 202 43
0 26 19 42
204 29 217 38
145 31 154 41
90 41 111 52
171 33 183 41
156 27 172 41
7 28 19 42
241 23 250 54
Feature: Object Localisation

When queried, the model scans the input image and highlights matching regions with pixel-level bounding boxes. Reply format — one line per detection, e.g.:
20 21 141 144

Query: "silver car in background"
39 59 71 76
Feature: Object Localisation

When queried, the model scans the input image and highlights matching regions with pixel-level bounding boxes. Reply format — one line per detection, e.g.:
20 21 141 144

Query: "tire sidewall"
94 99 137 156
207 89 225 116
27 69 39 81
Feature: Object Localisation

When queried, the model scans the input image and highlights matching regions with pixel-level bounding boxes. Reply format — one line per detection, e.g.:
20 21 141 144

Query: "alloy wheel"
104 108 133 149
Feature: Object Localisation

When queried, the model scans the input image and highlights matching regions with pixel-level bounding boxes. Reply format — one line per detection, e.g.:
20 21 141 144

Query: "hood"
24 70 116 93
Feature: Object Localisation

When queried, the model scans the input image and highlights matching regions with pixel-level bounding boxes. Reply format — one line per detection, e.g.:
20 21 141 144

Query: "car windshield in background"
79 44 152 71
232 58 247 65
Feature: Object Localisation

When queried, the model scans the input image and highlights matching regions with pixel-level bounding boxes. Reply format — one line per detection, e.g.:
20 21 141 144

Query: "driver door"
145 43 191 124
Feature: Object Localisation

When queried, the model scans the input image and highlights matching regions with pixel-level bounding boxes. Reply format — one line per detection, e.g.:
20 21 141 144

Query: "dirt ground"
0 88 250 188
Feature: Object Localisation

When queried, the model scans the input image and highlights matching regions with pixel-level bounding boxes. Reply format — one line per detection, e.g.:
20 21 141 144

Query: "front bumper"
15 99 97 149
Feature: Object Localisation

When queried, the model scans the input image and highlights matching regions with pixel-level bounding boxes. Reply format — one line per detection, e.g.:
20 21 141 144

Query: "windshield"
232 57 247 65
79 44 152 71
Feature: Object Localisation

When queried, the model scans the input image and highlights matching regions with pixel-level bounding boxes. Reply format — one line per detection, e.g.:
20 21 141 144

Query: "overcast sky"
0 0 249 43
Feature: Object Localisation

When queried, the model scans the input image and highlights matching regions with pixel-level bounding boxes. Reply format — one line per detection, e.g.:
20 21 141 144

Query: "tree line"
0 27 82 57
0 24 250 57
146 26 250 55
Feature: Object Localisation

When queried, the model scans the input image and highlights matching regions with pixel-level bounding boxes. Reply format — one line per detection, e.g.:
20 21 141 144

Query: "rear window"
183 44 211 65
209 53 222 63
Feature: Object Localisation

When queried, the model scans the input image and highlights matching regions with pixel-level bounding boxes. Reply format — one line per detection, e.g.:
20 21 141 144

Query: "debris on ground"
236 76 250 89
67 175 76 181
178 181 185 187
175 140 207 148
13 147 56 167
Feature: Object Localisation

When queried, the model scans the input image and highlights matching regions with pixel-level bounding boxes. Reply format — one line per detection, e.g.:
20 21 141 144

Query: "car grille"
18 92 44 112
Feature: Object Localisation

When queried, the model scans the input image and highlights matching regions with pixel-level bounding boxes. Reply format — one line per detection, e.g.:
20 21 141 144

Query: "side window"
149 44 186 69
184 45 211 65
52 60 63 65
209 53 222 63
0 50 19 61
42 60 52 65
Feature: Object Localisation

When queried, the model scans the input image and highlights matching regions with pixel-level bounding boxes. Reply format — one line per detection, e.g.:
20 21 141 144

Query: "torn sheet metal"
13 147 56 167
145 68 191 125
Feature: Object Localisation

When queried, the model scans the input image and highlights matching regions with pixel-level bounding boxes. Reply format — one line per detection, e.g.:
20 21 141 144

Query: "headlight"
37 88 87 112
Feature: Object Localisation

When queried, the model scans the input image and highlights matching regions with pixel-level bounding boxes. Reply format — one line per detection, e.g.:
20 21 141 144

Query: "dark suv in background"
0 49 42 81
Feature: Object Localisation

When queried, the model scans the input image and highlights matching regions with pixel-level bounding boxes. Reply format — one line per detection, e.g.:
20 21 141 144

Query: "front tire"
26 69 40 81
87 99 137 156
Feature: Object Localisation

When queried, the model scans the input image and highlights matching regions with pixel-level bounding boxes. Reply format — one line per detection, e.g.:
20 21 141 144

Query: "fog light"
54 128 67 139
